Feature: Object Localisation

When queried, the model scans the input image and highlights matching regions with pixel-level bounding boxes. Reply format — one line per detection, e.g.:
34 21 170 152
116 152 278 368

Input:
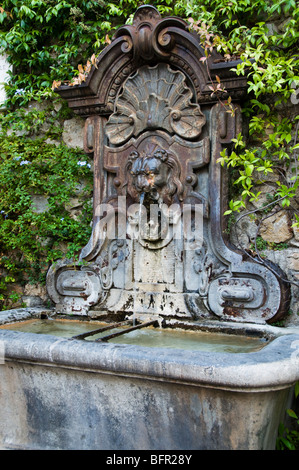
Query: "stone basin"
0 307 298 450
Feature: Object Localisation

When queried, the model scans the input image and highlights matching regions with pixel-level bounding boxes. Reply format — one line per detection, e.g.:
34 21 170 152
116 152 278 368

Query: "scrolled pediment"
56 5 247 117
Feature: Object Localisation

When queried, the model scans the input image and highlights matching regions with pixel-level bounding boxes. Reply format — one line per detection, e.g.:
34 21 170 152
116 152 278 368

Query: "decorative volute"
113 5 187 61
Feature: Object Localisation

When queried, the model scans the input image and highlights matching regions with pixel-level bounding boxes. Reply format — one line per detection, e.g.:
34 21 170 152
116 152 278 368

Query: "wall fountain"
0 5 298 450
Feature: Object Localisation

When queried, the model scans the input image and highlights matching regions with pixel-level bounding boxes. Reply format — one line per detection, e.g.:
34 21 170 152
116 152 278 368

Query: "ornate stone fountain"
0 6 298 451
47 5 289 326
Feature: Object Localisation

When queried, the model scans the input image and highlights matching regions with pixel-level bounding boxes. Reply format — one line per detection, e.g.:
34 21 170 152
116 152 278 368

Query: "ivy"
0 131 93 307
0 135 93 261
0 0 135 106
276 382 299 450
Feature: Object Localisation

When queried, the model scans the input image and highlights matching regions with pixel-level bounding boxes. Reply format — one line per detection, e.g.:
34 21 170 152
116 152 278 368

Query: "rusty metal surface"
71 320 131 340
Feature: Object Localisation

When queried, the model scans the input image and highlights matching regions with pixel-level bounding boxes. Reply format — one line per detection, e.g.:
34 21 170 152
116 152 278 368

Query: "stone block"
287 251 299 271
31 195 49 213
24 284 48 303
260 210 293 243
0 53 12 107
21 295 43 307
62 117 84 149
230 213 258 249
292 223 299 242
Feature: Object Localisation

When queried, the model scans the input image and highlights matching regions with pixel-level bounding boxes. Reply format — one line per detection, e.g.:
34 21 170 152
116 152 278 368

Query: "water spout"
139 192 145 222
131 192 146 326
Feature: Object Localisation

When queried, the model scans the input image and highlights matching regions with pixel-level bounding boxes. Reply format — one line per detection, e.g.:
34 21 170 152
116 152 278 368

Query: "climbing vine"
185 0 299 272
185 1 299 219
0 132 93 309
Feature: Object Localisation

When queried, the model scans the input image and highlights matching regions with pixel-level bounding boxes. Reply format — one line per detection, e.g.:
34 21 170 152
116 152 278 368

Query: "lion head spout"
126 147 183 206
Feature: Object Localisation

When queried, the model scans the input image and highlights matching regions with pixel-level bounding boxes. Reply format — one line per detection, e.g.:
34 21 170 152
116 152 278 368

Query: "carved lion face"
127 148 183 204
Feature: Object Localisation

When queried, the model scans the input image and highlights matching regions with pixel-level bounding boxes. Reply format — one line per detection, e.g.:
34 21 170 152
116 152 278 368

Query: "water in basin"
108 325 268 353
0 318 270 353
0 318 108 338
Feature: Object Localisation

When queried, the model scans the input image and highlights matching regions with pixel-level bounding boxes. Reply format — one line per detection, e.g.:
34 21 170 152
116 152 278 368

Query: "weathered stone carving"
103 130 210 210
126 147 184 205
47 5 290 324
106 64 206 144
113 5 187 62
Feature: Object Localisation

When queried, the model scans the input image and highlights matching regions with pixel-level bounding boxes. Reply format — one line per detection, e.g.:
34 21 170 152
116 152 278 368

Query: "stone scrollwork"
97 239 129 291
207 277 268 323
105 64 206 145
46 259 103 315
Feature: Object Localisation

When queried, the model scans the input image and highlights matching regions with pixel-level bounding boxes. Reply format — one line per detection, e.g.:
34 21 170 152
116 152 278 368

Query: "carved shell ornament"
105 64 206 145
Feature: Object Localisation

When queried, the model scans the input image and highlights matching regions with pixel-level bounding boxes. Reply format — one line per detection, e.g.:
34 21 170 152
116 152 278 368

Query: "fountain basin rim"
1 326 299 393
0 306 298 337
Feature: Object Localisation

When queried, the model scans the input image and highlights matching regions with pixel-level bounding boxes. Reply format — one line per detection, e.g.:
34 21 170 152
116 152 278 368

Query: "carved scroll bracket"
114 5 187 62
